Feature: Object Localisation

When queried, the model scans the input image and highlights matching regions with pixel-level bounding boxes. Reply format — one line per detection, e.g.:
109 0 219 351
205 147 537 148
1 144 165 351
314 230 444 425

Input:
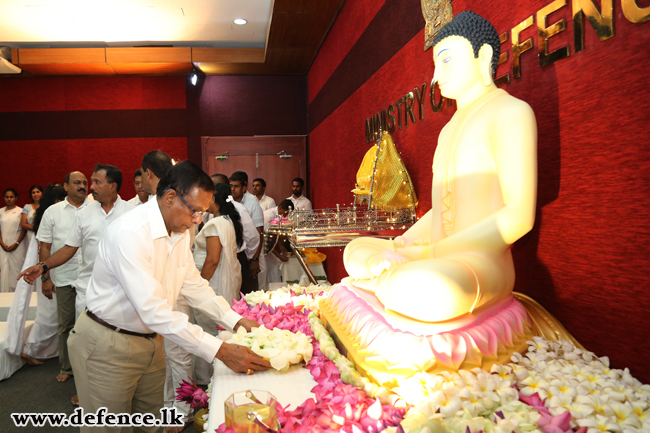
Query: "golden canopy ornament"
352 131 418 211
421 0 454 51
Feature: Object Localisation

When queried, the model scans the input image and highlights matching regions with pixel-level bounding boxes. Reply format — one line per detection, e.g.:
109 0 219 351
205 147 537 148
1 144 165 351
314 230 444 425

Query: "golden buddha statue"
343 11 538 323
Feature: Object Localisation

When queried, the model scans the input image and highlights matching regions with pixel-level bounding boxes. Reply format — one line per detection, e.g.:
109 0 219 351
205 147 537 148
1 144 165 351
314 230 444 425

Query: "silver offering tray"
264 206 416 283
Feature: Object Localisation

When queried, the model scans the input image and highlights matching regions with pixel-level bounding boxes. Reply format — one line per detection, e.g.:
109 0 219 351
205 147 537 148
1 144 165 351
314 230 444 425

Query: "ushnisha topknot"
432 11 501 74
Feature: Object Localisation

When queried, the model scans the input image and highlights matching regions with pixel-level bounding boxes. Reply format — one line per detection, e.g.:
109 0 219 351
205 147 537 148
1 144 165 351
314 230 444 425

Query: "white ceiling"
0 0 274 48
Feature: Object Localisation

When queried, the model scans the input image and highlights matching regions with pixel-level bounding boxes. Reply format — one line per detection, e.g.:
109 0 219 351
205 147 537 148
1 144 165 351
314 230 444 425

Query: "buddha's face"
433 36 484 100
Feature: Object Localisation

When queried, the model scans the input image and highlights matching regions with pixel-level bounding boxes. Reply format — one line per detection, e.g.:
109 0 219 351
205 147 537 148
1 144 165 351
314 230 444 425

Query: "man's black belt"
86 310 157 339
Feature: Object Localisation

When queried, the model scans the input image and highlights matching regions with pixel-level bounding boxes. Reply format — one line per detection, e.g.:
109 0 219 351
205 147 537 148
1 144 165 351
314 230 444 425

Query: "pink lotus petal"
459 332 483 366
429 333 466 369
190 387 209 409
542 425 565 433
485 317 509 346
519 392 545 408
549 411 571 430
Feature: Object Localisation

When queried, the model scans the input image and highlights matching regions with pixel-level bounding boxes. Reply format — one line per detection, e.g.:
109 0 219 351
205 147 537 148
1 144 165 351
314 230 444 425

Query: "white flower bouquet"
226 326 314 372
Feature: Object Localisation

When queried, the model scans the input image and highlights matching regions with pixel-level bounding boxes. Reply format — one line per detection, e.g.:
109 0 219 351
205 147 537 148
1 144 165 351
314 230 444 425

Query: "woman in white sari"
194 182 243 304
0 188 27 292
2 186 66 380
192 182 243 384
20 185 43 244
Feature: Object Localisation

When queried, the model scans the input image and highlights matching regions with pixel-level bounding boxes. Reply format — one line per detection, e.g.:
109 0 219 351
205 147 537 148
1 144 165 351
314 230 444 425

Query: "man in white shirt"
230 171 266 293
252 178 276 212
35 171 89 383
67 161 268 432
127 168 149 206
288 177 313 210
22 165 135 317
21 164 135 406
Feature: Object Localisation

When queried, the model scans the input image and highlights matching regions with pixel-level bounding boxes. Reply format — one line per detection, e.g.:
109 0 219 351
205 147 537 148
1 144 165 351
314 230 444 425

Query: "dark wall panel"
196 75 307 136
186 75 308 165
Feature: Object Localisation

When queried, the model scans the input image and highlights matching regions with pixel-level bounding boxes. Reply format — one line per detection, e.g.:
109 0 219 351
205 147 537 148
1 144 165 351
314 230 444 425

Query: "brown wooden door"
257 155 301 205
207 155 257 182
202 136 306 205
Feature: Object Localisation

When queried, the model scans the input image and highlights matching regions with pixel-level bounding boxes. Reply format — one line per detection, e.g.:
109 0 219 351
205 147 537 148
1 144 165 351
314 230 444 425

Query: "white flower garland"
245 283 396 404
244 283 332 310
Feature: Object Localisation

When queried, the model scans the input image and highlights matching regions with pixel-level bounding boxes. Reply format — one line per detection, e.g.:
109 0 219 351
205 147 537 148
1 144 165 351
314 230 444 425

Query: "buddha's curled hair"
433 11 501 74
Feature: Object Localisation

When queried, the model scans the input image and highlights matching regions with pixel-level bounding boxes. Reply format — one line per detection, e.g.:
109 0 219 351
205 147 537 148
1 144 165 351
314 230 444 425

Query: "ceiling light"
234 18 247 25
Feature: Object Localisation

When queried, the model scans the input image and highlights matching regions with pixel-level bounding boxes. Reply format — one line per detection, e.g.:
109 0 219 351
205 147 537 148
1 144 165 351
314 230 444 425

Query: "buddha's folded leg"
374 257 480 322
343 237 395 280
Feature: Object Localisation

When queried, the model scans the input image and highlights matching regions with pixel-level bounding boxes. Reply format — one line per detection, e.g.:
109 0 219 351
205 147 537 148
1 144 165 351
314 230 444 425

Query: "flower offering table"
206 359 318 432
188 283 649 433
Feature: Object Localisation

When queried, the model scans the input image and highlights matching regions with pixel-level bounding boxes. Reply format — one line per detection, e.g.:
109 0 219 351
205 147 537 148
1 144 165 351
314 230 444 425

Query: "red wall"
0 76 188 203
308 0 650 381
0 74 308 202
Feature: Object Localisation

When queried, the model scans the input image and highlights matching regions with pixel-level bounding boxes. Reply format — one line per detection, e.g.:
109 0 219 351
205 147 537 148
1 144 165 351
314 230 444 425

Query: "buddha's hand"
394 244 432 262
392 235 411 249
393 236 431 249
368 250 408 277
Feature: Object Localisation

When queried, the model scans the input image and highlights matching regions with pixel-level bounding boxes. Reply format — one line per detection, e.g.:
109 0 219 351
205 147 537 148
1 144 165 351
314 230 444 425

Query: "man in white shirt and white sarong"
66 161 268 433
230 172 266 293
21 164 135 406
127 168 149 207
287 177 312 210
35 172 89 384
251 178 276 212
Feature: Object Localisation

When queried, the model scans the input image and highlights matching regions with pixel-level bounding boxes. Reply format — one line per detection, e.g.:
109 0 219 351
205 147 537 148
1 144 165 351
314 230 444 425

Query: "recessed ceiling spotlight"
234 18 247 25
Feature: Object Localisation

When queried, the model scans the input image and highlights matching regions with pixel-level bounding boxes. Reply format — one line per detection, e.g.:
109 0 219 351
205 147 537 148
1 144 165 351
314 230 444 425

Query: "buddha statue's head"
432 11 500 100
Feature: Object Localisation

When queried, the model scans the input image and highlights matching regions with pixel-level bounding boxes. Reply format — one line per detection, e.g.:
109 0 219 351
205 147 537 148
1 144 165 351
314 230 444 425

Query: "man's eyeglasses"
164 187 206 218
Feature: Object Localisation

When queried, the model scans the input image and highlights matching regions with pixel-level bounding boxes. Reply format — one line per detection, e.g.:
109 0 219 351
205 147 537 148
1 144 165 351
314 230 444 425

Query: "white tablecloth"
206 358 318 432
